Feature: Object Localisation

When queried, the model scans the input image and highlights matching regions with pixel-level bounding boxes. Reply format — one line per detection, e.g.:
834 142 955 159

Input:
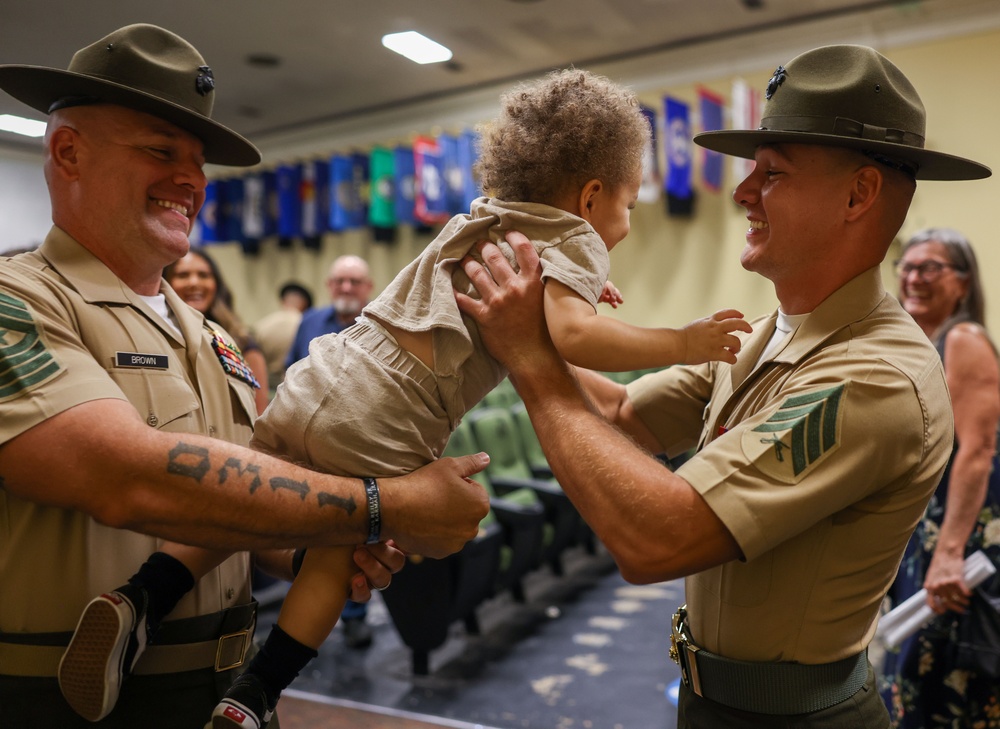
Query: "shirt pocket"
107 367 200 430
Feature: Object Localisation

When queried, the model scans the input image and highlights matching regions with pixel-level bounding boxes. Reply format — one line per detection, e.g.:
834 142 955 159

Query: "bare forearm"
935 446 993 556
0 400 489 557
511 363 738 582
556 316 686 371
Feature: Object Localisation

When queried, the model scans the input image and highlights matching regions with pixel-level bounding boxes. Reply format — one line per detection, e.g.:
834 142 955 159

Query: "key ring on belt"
669 604 703 695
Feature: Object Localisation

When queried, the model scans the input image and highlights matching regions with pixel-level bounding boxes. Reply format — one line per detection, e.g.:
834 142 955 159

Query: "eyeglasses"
893 260 958 282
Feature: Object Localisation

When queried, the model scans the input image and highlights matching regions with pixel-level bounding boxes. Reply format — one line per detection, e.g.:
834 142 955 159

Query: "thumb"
453 451 490 480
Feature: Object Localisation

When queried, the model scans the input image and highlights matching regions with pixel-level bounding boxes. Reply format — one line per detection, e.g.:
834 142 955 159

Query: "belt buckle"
669 605 703 696
215 628 251 672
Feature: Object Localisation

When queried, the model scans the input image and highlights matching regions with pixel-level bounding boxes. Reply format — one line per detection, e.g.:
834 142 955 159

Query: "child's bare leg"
59 542 232 721
276 545 355 647
211 546 355 729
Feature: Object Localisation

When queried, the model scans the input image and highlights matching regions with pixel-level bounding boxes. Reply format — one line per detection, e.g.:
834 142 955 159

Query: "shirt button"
209 425 216 436
226 587 235 600
146 414 158 427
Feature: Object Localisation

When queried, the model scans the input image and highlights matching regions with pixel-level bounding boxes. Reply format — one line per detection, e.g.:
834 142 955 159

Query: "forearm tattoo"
167 440 356 514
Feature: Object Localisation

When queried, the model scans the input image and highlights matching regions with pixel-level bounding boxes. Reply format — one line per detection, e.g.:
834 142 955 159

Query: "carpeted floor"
259 545 684 729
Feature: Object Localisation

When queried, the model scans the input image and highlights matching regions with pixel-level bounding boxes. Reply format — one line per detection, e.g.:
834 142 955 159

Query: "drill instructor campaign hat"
0 23 260 166
694 44 990 181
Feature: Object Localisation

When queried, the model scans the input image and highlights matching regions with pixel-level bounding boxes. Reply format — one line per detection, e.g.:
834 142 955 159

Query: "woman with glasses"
881 228 1000 727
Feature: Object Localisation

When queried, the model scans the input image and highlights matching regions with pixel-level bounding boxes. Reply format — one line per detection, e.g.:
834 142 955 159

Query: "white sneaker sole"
58 594 133 722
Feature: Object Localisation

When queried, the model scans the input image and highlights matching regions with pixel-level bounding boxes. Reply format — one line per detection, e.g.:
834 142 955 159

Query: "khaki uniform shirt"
0 227 255 638
629 268 952 664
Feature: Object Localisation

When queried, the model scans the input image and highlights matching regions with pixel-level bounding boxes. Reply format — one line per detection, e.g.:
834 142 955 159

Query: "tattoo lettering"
268 476 310 501
167 442 211 481
218 458 263 493
317 492 357 515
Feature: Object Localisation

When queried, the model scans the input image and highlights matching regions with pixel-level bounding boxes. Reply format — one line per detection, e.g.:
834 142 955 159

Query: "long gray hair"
899 227 985 345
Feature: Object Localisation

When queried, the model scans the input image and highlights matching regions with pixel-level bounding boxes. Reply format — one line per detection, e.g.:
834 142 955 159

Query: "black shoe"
209 673 275 729
58 584 150 722
342 616 373 649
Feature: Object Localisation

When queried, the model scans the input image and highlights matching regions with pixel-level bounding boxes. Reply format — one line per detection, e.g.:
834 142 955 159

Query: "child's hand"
682 309 753 365
599 280 624 309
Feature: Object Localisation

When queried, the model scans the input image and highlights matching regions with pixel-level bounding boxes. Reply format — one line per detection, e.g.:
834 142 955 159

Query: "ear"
844 165 882 222
575 179 603 221
47 125 83 181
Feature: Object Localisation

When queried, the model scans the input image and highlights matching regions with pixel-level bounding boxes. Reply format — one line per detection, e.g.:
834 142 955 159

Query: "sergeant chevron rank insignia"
0 292 62 401
742 383 847 483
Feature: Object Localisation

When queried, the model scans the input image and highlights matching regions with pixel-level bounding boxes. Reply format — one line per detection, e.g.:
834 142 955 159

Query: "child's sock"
127 551 195 634
244 624 319 707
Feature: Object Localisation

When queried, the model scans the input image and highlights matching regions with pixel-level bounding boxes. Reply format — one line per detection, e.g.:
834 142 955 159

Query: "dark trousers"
0 665 282 729
677 663 889 729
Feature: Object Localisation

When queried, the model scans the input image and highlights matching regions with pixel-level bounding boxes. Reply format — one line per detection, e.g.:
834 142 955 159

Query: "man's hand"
380 453 491 558
456 231 562 380
348 540 406 601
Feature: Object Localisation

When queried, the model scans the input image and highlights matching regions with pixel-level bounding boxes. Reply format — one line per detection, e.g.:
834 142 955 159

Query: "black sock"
127 552 196 631
245 624 319 707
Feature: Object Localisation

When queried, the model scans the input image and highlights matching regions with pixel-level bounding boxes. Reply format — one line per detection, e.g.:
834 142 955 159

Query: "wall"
4 9 1000 338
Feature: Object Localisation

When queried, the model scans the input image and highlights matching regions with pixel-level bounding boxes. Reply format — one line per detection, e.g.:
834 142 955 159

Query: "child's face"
589 173 640 251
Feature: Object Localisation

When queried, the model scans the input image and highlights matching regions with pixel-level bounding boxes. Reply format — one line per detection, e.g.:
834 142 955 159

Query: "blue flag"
699 88 725 192
196 179 221 244
329 154 356 232
439 133 464 215
664 97 692 200
276 163 302 243
638 105 660 204
457 129 481 210
262 169 279 238
300 159 330 246
349 152 369 230
223 177 245 244
414 136 449 226
393 146 416 226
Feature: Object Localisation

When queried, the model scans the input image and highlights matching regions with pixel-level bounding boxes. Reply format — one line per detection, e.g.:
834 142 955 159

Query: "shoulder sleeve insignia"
0 292 62 400
741 383 847 483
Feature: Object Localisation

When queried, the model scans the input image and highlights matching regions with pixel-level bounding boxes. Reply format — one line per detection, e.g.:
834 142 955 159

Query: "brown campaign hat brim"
0 64 260 167
694 128 990 182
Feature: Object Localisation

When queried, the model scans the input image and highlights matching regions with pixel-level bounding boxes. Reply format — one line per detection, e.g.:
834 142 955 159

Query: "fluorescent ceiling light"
0 114 46 138
382 31 453 64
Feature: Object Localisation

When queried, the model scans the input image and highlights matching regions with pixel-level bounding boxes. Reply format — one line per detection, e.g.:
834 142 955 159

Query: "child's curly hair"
475 68 651 204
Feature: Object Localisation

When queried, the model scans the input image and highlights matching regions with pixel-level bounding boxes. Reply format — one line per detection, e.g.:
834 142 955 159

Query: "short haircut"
280 282 313 309
475 68 651 204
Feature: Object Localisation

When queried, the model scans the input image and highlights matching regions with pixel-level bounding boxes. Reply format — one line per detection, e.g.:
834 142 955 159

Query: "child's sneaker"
58 584 149 722
210 673 276 729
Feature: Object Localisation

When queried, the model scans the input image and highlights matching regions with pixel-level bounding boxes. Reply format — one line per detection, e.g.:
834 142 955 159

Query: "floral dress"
879 326 1000 728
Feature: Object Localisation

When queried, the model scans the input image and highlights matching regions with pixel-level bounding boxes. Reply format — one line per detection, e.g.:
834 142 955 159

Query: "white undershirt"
756 309 809 366
139 293 183 338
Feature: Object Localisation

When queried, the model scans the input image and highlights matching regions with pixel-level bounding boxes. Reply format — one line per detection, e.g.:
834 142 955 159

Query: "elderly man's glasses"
893 260 957 282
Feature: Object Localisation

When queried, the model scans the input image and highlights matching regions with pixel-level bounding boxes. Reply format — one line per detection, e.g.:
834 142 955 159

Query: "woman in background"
881 227 1000 727
165 248 270 415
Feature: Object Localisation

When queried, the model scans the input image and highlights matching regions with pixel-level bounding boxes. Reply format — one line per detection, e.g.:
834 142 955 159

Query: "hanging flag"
457 129 481 210
276 163 302 246
262 169 279 239
698 88 725 193
393 146 416 226
329 154 355 232
664 96 694 216
439 133 464 215
300 158 329 249
195 179 221 244
242 172 265 242
349 152 370 230
413 136 450 226
638 105 660 204
730 78 762 183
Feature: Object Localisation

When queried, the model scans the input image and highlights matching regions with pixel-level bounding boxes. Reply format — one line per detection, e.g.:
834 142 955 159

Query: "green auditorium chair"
467 406 582 576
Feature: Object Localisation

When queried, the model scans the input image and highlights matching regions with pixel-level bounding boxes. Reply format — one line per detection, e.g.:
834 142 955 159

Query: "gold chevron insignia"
0 292 62 400
742 383 847 482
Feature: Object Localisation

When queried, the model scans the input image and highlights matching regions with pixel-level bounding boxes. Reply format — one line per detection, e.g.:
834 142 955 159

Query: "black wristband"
363 477 381 545
291 548 307 577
